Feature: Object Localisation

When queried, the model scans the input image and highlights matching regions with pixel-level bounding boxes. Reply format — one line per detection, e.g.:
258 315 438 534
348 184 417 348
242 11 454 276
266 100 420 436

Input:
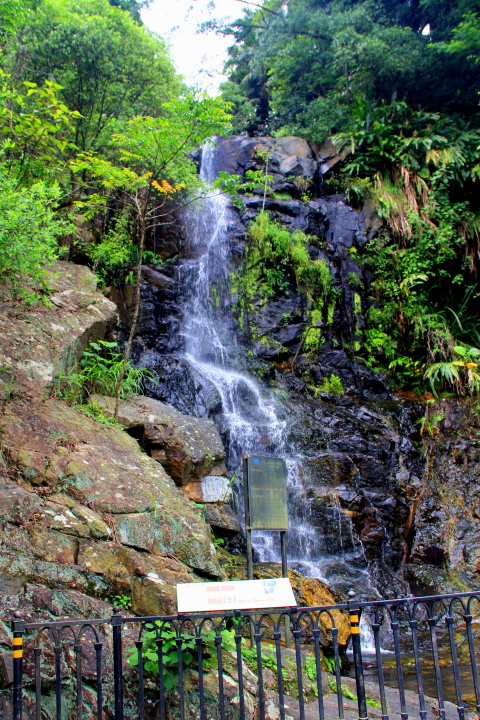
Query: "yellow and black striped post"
12 620 24 720
349 602 368 720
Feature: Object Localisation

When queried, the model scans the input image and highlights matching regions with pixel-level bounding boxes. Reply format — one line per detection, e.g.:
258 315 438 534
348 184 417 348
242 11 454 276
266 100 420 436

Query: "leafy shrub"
87 212 136 283
112 594 132 610
317 374 344 395
327 100 480 394
232 212 334 342
56 340 156 404
0 175 73 302
128 624 236 691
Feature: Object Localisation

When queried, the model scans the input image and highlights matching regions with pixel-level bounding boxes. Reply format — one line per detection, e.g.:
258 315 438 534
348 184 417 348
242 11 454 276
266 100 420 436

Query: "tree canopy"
0 0 231 302
9 0 181 153
218 0 480 139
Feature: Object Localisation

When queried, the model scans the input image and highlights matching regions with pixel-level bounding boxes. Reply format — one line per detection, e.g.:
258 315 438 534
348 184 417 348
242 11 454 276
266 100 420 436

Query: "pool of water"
360 653 478 708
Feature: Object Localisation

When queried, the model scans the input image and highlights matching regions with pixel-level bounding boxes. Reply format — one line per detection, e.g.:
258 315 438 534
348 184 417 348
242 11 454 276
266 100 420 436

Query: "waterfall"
177 141 372 592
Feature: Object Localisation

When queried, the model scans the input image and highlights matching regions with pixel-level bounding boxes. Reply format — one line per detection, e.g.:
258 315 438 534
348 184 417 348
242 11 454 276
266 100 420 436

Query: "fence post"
12 618 25 720
112 607 124 720
348 602 367 720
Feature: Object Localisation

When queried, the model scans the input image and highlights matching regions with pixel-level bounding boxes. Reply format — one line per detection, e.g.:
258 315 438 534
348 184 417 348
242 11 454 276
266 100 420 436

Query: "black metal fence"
5 591 480 720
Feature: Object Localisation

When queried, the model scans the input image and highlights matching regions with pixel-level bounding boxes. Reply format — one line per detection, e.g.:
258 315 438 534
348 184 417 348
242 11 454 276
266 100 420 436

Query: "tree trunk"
114 195 147 419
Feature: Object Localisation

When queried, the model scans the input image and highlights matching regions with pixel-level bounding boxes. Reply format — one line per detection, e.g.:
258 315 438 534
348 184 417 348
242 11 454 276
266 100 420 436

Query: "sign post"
243 454 291 646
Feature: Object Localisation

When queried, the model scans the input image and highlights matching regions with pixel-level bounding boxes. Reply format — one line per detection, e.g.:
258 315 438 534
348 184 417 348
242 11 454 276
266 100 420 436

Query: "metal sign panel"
177 578 296 613
247 455 288 531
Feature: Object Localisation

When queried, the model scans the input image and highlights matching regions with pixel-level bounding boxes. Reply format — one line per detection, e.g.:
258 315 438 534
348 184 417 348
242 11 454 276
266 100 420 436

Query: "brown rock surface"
406 399 480 594
91 393 225 484
204 502 242 533
0 260 117 394
0 394 224 602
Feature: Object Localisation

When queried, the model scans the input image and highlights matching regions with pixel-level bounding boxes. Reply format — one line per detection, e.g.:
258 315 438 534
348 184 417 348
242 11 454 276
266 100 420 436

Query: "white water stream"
178 141 373 601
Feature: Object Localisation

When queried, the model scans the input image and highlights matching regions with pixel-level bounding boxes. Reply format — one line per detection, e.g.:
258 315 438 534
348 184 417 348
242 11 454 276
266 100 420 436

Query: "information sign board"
247 455 288 530
177 578 296 613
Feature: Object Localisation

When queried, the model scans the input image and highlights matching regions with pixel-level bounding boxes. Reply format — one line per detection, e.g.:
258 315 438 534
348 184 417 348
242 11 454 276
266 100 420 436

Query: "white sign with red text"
176 577 296 613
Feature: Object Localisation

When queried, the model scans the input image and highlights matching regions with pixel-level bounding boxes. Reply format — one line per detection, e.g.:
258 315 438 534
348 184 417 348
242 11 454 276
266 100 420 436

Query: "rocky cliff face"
1 135 478 636
114 135 479 599
0 259 349 716
405 399 480 594
0 264 229 629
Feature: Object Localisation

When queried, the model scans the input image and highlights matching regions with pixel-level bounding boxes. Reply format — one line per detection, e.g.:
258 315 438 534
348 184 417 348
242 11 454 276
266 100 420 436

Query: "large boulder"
207 135 319 188
0 396 224 585
0 261 117 394
91 394 226 485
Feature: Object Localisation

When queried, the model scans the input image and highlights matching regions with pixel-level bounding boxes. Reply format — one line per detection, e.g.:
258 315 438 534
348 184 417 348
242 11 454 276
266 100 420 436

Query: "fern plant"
55 340 156 404
424 344 480 395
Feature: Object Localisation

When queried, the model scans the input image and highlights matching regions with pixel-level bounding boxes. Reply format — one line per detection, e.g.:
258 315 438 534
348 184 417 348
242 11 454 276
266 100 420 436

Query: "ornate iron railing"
4 591 480 720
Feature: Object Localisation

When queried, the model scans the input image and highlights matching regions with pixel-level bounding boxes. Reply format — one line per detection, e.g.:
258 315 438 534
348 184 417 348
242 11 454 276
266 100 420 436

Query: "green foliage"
212 535 225 549
76 400 124 427
214 0 480 396
112 593 132 610
424 345 480 396
323 655 336 674
87 212 136 283
327 676 356 701
436 12 480 65
16 0 181 154
0 70 80 184
319 374 345 395
416 401 445 436
56 340 156 403
241 641 293 690
328 100 480 391
304 655 318 687
111 95 231 187
128 624 236 691
0 0 232 311
0 175 73 302
233 212 334 342
218 0 480 139
326 676 382 709
310 373 345 397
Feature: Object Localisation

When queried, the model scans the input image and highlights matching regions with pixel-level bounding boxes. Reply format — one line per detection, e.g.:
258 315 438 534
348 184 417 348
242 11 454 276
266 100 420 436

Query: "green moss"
317 374 344 395
234 211 336 346
211 283 220 307
327 298 336 324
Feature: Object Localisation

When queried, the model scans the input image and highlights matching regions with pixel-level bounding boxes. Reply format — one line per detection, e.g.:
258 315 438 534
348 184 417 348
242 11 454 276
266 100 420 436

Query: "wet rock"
211 135 317 183
407 399 480 593
140 265 175 288
315 137 350 174
275 136 315 160
279 154 316 177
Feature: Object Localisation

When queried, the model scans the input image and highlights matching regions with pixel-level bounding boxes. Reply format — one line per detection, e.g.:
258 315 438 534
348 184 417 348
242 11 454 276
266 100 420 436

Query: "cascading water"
177 141 372 594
